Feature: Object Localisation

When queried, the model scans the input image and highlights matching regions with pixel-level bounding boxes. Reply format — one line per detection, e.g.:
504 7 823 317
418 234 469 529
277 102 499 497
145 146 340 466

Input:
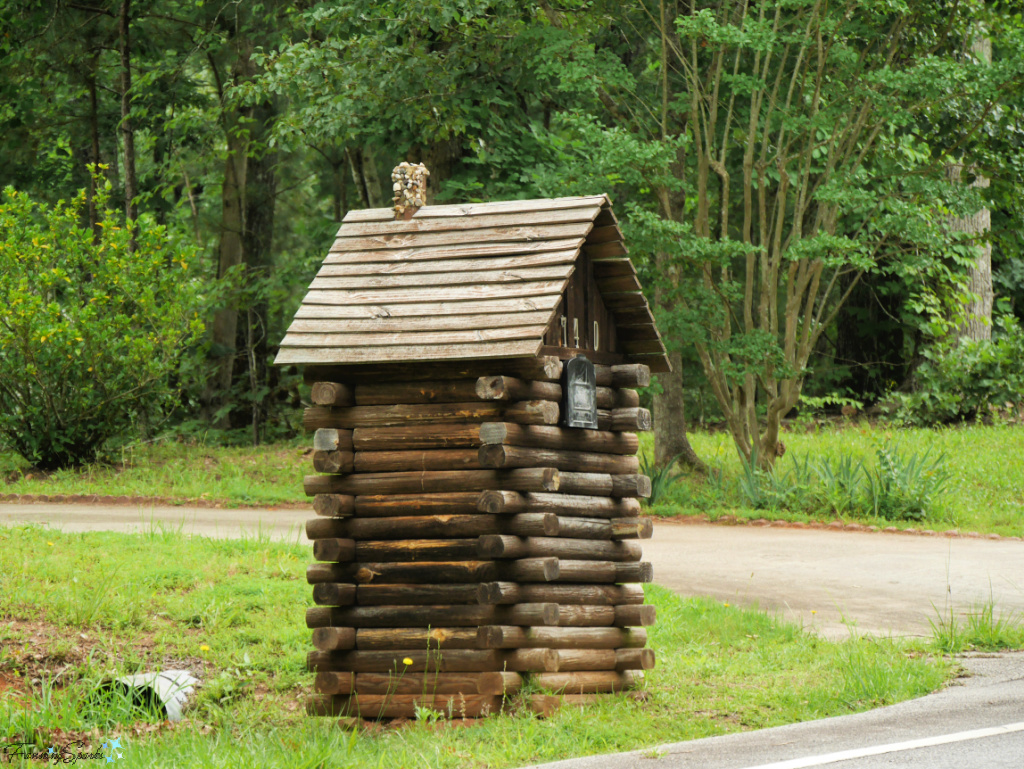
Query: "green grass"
929 599 1024 654
2 422 1021 533
0 525 950 768
0 439 310 507
644 423 1024 537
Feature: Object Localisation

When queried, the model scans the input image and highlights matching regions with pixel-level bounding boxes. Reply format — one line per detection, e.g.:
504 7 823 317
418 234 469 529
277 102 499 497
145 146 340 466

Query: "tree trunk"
652 351 706 472
118 0 138 238
948 163 993 342
948 35 993 342
240 99 278 444
209 113 248 425
86 58 101 237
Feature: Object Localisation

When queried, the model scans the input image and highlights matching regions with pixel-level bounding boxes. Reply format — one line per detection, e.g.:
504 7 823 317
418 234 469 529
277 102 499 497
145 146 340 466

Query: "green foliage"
865 441 951 521
930 601 1024 655
812 454 866 517
639 451 688 508
0 183 204 469
897 317 1024 425
687 432 952 523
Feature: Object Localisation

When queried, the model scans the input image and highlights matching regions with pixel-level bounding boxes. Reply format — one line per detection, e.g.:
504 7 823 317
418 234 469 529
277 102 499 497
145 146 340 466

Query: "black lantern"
562 355 598 429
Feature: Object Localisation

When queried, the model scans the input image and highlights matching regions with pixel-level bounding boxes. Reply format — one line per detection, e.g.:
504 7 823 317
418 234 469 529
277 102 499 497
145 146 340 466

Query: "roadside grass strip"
0 526 950 768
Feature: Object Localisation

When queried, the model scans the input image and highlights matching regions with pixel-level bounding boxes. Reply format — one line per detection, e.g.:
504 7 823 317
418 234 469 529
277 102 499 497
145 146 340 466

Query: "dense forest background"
2 0 1024 470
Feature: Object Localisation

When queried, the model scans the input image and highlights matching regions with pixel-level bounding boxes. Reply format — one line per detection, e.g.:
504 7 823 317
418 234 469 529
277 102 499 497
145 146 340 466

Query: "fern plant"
865 440 950 521
639 451 688 507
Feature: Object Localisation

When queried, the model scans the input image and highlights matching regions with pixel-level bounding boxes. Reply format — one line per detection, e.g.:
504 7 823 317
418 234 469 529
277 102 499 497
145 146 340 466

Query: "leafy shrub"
0 183 204 469
897 318 1024 425
865 440 950 521
737 445 812 511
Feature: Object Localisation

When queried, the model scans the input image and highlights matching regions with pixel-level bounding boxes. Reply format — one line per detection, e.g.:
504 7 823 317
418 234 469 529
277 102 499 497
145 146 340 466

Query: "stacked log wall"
301 356 655 719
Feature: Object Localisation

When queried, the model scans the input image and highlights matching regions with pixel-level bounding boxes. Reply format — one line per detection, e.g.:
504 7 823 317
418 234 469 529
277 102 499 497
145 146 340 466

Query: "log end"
313 493 356 517
476 376 510 401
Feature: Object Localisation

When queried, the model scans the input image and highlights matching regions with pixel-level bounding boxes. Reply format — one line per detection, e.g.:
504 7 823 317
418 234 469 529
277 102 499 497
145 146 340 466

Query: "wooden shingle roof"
275 195 669 372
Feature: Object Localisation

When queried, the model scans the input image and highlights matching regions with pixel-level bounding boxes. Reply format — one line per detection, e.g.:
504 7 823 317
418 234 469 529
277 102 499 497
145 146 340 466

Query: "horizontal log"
530 671 641 694
614 604 657 627
525 694 561 718
547 648 656 672
354 379 480 405
504 400 559 425
354 627 482 650
478 445 639 475
352 671 521 696
477 583 645 606
476 377 639 409
311 627 356 652
307 558 560 585
313 494 355 517
313 428 353 452
556 472 652 498
308 693 503 719
312 582 356 606
594 364 650 389
355 539 481 562
354 449 481 473
312 450 354 474
303 468 559 496
307 648 559 674
311 395 556 428
356 584 483 606
355 492 482 516
305 603 559 629
478 423 638 455
308 649 503 673
550 560 654 584
613 517 654 540
477 491 642 518
303 357 563 385
312 538 356 563
475 376 560 402
555 606 614 627
352 424 482 451
305 513 558 541
551 516 653 540
313 671 354 695
595 407 651 432
304 402 502 430
477 536 642 562
310 382 354 407
477 626 648 650
554 605 656 628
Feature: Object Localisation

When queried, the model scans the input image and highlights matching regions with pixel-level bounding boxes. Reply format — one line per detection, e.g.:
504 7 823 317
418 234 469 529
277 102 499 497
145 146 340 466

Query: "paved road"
644 521 1024 640
520 652 1024 769
5 504 1021 640
4 503 1024 768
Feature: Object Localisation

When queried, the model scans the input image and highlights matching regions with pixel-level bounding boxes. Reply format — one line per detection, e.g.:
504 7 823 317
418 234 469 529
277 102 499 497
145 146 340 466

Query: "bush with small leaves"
0 183 204 469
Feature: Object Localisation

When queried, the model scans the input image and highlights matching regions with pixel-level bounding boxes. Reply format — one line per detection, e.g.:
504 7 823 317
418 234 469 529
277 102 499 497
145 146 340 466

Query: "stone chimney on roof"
391 162 430 220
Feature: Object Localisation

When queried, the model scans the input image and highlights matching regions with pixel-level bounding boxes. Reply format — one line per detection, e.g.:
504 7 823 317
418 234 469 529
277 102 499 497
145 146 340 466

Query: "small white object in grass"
114 670 198 722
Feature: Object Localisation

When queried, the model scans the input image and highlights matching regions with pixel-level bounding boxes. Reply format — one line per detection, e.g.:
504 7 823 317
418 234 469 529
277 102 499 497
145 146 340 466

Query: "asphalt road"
519 652 1024 769
5 504 1020 640
3 502 1023 768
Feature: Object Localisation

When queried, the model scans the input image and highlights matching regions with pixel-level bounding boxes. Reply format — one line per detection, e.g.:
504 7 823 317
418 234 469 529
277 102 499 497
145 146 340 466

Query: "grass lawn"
0 439 311 508
658 423 1024 537
0 525 955 768
2 421 1022 536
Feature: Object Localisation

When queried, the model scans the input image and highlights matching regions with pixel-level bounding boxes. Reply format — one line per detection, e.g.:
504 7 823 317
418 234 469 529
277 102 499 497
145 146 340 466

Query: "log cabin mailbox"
274 164 671 720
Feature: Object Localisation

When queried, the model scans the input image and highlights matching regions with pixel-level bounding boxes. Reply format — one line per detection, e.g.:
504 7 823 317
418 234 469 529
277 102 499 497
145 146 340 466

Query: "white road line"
737 722 1024 769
